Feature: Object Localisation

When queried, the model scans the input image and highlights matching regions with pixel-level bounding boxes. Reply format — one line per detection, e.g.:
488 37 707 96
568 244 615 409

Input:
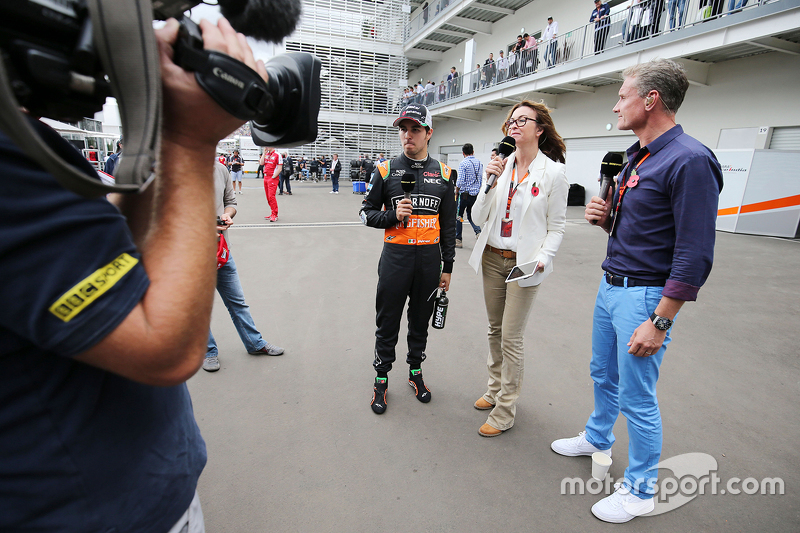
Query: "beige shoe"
474 397 494 410
455 239 463 248
478 423 503 437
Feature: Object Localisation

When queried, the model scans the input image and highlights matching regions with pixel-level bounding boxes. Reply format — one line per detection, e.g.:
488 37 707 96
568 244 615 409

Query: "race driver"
360 103 457 415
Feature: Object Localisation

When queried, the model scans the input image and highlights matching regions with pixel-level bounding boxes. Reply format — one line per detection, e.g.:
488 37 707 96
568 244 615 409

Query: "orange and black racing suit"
360 154 457 373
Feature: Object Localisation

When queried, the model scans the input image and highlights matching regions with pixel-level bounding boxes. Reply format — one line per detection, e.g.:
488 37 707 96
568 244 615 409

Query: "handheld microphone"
484 136 516 194
400 171 415 228
592 152 624 225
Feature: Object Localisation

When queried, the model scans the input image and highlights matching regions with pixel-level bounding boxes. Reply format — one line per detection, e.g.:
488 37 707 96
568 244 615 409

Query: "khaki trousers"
481 251 539 430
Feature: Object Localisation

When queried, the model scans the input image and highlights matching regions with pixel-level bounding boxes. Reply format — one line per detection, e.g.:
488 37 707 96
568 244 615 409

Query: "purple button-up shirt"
602 125 723 301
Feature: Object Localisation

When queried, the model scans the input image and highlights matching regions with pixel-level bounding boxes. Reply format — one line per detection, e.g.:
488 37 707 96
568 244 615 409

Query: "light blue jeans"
668 0 687 29
584 276 673 499
231 170 243 182
206 254 266 357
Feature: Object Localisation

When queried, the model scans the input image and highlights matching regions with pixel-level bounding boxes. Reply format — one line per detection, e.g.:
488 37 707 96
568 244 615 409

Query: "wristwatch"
650 312 673 331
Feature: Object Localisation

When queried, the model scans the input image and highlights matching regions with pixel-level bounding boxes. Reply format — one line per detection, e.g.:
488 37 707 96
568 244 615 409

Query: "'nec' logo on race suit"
391 194 441 214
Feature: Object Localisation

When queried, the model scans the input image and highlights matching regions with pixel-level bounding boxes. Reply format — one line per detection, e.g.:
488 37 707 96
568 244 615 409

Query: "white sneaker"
551 431 611 457
330 190 336 193
591 483 654 523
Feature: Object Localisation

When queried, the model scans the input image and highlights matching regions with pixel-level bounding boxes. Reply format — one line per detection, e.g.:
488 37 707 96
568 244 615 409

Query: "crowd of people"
401 67 461 108
409 0 734 109
0 4 724 527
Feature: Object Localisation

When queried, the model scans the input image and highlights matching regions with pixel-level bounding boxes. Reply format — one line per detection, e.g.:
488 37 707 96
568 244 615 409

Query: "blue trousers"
207 254 266 357
584 277 673 499
455 192 481 239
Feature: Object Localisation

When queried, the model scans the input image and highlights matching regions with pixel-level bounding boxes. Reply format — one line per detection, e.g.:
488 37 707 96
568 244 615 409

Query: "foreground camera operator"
0 17 267 533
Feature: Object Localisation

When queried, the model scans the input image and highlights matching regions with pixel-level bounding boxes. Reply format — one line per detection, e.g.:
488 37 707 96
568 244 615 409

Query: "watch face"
654 317 671 330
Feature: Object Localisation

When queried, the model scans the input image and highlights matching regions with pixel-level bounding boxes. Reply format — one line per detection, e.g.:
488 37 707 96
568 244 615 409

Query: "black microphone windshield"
219 0 302 43
600 152 623 177
498 136 516 158
400 171 415 193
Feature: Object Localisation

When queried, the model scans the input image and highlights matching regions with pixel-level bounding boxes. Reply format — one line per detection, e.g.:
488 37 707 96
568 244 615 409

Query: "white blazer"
468 149 569 286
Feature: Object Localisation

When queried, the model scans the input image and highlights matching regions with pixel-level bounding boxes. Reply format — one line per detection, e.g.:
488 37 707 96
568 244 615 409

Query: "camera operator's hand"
155 17 268 148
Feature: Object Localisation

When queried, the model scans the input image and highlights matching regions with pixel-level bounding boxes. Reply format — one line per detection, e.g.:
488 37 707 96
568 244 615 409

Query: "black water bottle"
432 290 448 330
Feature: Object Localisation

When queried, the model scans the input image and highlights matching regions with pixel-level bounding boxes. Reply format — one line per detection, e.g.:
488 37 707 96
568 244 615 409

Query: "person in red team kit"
262 147 282 221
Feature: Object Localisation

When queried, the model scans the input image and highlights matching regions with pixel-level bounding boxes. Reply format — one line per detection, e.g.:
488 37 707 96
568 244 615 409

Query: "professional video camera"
0 0 321 197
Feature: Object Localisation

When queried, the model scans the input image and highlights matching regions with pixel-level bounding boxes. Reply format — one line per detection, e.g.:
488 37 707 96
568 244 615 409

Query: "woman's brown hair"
501 100 566 164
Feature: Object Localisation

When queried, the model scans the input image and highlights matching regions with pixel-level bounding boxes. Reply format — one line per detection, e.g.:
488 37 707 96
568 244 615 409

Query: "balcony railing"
405 0 456 41
402 0 784 108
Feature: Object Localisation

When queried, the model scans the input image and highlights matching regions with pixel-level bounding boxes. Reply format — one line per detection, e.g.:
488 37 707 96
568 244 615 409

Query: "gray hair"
623 59 689 115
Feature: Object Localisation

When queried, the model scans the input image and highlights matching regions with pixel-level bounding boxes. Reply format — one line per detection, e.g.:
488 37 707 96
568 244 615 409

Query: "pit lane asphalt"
189 177 800 532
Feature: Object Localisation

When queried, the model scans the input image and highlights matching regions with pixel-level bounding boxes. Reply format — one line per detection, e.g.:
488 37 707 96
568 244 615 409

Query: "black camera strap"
88 0 160 193
0 0 158 197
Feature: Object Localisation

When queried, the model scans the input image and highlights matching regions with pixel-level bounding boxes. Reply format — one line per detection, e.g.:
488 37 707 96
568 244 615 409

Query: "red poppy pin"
531 182 540 197
626 175 639 188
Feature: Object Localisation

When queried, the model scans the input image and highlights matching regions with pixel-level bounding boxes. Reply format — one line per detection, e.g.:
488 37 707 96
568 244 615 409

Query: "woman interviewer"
468 100 569 437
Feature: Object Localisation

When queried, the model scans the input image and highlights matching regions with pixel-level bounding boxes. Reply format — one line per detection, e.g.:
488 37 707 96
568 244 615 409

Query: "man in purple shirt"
551 59 722 524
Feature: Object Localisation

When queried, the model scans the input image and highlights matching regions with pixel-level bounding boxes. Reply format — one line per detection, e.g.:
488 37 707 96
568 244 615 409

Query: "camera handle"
173 17 271 122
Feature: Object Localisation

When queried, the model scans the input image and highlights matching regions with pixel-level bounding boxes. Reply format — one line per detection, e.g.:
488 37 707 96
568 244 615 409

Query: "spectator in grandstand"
523 32 539 73
669 0 688 28
627 0 653 42
590 0 612 53
426 80 436 105
484 53 496 87
447 67 459 98
474 64 482 91
543 17 559 68
497 50 509 83
507 46 518 79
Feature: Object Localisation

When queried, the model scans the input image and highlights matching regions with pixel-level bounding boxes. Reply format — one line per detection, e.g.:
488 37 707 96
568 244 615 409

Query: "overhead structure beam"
679 58 711 87
420 39 455 48
405 48 444 62
437 109 483 122
449 17 493 35
472 2 515 15
433 28 474 39
554 83 596 93
749 36 800 55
